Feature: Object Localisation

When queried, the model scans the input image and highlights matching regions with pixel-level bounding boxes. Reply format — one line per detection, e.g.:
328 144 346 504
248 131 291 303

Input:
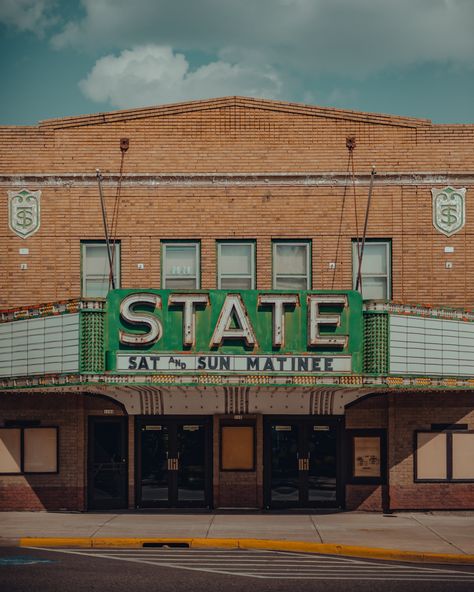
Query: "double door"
265 416 343 508
136 416 212 508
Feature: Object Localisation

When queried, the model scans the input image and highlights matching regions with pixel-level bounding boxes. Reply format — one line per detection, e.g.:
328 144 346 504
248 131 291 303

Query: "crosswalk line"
27 547 474 581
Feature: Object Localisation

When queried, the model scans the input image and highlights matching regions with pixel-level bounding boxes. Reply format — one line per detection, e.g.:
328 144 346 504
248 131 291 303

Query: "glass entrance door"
265 417 342 508
137 417 211 508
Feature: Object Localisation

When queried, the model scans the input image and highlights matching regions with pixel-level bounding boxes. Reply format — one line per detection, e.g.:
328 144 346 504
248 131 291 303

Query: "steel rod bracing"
355 166 377 293
96 168 116 290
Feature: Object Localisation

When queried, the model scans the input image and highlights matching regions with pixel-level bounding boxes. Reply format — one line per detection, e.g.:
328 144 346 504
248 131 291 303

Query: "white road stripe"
26 547 474 581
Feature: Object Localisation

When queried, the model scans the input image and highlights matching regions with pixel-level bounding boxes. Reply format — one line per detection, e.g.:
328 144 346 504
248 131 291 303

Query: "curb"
18 537 474 565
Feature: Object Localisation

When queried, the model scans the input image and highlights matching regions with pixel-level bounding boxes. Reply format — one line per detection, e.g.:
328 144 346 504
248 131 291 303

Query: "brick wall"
345 392 474 511
0 97 473 309
0 392 124 511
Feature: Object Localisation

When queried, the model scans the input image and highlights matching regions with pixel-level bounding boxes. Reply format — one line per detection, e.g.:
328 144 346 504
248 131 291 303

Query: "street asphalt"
1 545 474 592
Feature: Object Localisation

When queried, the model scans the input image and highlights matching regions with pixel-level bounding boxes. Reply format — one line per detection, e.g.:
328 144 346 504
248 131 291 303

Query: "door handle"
167 458 179 471
299 458 309 471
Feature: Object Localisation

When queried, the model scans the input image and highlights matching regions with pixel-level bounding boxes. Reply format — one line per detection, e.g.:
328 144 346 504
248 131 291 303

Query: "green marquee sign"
105 290 363 375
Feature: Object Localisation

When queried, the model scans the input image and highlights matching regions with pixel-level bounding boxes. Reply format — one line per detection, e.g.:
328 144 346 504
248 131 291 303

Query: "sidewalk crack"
309 514 323 543
90 514 119 538
204 514 216 538
409 513 467 555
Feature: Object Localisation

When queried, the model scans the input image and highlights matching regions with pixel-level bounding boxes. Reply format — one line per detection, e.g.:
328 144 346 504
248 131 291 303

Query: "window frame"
414 429 474 483
352 239 391 301
219 419 256 472
272 240 311 290
217 240 256 290
346 428 387 485
81 240 121 298
161 241 201 289
0 426 59 475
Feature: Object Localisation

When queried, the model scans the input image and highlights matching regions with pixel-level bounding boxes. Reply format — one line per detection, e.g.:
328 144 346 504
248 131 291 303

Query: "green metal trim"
363 311 389 374
80 310 105 373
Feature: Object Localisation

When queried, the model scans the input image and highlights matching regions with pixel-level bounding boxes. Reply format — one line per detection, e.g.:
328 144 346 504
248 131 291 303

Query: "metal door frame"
135 416 212 509
264 415 344 509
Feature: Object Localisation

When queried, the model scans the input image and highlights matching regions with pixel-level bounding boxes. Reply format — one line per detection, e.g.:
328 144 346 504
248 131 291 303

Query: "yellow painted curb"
19 537 474 565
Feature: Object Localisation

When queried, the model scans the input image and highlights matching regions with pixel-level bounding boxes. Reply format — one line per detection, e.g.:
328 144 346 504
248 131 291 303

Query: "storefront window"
416 430 474 481
0 427 58 474
0 428 21 473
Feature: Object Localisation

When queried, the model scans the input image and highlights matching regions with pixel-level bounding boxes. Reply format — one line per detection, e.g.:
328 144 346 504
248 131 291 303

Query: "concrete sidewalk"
1 511 474 556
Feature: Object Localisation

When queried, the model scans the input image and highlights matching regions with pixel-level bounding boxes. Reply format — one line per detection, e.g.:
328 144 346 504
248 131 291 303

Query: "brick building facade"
1 97 473 511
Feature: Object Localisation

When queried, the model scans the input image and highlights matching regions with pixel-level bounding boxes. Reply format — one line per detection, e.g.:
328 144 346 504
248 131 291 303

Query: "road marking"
26 547 474 581
0 556 54 566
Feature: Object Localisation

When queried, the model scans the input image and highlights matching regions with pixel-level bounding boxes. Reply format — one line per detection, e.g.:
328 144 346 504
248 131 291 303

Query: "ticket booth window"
220 423 255 471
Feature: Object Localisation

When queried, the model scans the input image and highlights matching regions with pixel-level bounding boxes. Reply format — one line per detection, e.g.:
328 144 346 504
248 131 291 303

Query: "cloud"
52 0 474 77
0 0 57 35
79 45 282 108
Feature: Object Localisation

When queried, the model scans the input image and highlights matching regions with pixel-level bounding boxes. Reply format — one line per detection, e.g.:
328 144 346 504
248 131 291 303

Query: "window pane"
85 278 110 298
220 244 252 275
85 245 110 275
416 432 447 479
361 243 387 275
165 277 198 289
452 433 474 479
275 244 307 275
361 277 387 300
221 426 254 470
220 277 252 290
24 428 57 473
83 243 120 297
274 276 308 290
0 429 21 473
164 246 197 277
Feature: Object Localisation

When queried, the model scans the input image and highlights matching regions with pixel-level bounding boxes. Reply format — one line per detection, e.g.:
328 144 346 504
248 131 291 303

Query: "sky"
1 0 474 125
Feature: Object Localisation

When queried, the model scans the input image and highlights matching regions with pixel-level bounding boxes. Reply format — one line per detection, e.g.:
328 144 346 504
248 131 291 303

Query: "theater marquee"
106 289 363 376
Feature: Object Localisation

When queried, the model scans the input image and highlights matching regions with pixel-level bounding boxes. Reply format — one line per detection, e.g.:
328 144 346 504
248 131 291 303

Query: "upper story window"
352 240 391 300
162 242 200 289
81 241 120 298
273 241 311 290
218 242 255 289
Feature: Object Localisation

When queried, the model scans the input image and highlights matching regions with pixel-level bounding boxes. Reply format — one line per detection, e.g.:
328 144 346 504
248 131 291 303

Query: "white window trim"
272 241 311 290
162 242 200 289
81 241 120 298
217 241 256 289
352 240 391 300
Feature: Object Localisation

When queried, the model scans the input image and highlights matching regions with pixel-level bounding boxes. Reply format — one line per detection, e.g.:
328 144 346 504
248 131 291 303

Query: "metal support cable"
96 169 116 290
331 153 352 290
355 166 377 293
